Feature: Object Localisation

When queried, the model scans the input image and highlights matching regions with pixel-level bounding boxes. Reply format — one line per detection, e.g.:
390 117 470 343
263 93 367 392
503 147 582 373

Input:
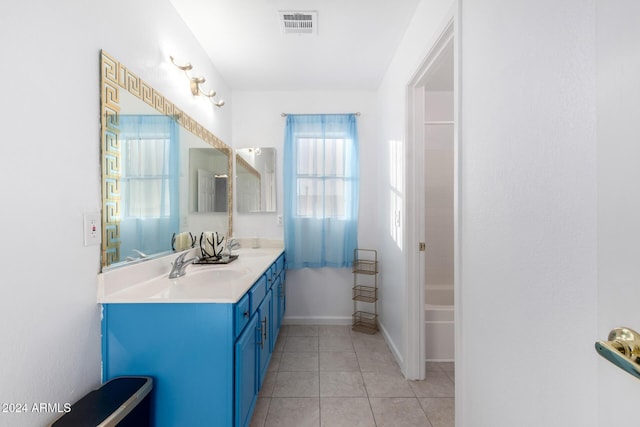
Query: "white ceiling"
169 0 421 91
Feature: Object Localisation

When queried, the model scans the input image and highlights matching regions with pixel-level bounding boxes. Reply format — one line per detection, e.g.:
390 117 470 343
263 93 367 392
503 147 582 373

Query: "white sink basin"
98 245 284 303
171 266 251 286
150 266 253 299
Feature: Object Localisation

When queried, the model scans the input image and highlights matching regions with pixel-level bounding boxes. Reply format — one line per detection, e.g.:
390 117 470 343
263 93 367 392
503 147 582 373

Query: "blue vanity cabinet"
234 278 272 427
279 270 286 326
102 303 236 427
101 251 286 427
235 313 259 427
235 293 251 337
270 274 281 352
257 289 273 388
273 254 286 342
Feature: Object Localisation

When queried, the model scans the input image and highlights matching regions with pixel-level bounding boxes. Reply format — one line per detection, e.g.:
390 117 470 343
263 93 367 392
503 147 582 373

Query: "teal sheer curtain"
119 115 180 259
283 114 359 269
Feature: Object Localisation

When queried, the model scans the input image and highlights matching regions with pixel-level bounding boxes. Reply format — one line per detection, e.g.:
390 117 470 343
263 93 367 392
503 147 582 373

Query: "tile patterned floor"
250 325 454 427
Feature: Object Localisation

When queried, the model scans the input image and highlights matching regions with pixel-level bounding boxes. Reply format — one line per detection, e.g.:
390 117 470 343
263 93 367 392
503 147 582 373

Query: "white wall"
376 0 455 366
460 1 598 425
232 90 378 323
597 0 640 423
0 1 230 425
378 0 602 424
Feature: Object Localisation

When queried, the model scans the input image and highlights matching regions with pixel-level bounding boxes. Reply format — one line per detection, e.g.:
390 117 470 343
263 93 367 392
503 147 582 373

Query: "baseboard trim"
379 321 404 369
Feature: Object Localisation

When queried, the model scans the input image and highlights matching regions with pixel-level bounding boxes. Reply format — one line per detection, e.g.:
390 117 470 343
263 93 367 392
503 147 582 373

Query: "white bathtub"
425 285 454 362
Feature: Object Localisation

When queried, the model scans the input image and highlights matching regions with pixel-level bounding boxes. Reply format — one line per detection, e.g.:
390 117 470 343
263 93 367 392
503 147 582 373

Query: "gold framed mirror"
100 51 232 269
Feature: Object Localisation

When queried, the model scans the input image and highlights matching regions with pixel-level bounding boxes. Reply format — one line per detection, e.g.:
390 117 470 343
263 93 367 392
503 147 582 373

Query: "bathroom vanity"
98 246 285 427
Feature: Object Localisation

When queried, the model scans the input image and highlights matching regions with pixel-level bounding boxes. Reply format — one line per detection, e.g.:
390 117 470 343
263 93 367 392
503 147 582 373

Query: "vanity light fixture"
170 56 225 107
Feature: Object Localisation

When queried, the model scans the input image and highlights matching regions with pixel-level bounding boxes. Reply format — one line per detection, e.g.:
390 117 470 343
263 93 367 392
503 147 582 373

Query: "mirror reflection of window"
120 115 180 260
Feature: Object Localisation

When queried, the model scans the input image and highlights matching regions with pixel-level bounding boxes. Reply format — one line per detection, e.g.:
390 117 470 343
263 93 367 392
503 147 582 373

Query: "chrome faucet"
168 252 199 279
132 249 148 258
125 249 149 262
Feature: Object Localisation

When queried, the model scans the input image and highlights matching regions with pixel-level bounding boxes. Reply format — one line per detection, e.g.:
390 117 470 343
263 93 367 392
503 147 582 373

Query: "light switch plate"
83 212 101 246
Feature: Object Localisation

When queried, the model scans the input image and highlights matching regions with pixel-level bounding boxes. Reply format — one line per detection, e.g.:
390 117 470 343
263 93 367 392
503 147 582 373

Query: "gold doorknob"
595 327 640 380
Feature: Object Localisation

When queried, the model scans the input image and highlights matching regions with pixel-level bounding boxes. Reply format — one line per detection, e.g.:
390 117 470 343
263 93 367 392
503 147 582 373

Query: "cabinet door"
270 275 281 350
278 271 286 329
235 314 258 427
257 289 273 389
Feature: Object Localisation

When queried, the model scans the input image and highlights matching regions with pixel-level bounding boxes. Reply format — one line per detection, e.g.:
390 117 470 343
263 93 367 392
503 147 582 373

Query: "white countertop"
97 243 284 304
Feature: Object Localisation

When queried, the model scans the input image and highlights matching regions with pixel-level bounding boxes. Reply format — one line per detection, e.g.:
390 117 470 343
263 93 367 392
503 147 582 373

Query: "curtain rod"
281 112 361 117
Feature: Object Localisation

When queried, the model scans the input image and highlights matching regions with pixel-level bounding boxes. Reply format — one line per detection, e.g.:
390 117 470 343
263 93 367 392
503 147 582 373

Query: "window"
296 136 356 218
284 114 359 269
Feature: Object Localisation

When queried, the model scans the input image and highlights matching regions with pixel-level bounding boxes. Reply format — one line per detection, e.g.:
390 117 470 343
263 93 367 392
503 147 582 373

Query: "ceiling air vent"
279 11 317 35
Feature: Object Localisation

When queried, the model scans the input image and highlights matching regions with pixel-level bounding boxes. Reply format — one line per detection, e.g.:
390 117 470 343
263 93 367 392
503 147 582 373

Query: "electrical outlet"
277 215 283 226
83 212 101 246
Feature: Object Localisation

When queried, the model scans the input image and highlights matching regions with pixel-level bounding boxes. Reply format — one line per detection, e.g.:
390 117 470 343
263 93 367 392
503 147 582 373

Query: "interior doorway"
422 44 455 365
405 14 458 383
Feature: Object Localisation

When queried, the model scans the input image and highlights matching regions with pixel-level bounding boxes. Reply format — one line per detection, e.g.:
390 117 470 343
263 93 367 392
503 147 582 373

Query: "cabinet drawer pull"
263 317 268 341
260 318 267 349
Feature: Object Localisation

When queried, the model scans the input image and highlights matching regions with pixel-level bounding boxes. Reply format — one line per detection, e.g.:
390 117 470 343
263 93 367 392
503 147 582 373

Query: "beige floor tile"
320 397 376 427
351 330 386 340
319 351 360 372
420 398 455 427
408 371 454 398
426 362 445 372
267 352 282 372
439 362 455 372
357 351 401 374
284 336 319 352
265 398 320 427
259 369 277 397
253 325 454 427
273 335 286 353
362 371 415 398
272 371 320 397
318 325 352 337
445 370 455 382
352 334 392 354
249 398 270 427
280 352 319 372
319 335 355 352
320 371 366 397
287 325 319 336
369 397 433 427
279 325 291 336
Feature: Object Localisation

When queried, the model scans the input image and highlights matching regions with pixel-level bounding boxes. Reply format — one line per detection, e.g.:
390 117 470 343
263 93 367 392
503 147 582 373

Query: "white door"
597 1 640 423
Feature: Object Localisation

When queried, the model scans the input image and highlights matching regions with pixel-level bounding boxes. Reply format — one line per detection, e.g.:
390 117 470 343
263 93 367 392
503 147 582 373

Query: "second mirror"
236 147 276 213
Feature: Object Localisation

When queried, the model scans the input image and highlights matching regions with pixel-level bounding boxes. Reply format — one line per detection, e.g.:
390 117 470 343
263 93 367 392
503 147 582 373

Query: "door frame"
404 3 461 401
